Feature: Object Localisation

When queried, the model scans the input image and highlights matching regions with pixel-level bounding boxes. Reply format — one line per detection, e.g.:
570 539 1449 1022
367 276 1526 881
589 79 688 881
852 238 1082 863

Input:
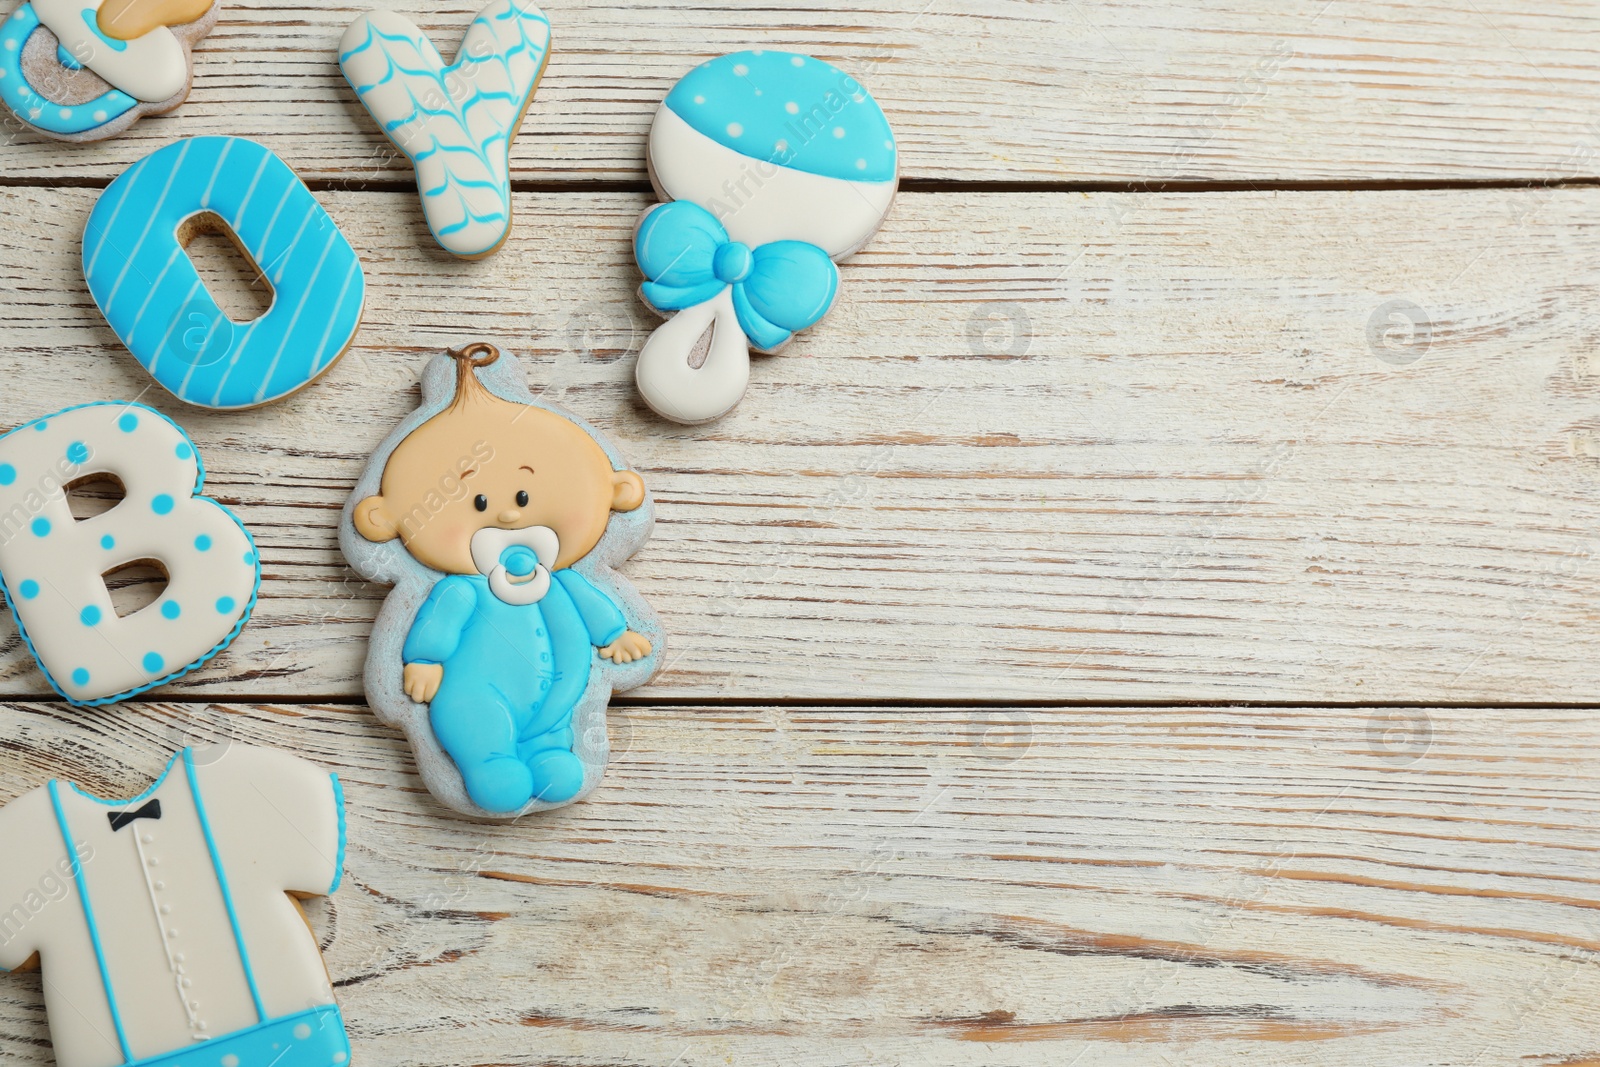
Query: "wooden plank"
0 701 1596 1065
6 1 1600 184
4 185 1600 704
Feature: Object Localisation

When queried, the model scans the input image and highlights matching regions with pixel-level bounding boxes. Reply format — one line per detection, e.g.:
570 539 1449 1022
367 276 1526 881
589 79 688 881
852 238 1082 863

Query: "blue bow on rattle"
634 201 840 352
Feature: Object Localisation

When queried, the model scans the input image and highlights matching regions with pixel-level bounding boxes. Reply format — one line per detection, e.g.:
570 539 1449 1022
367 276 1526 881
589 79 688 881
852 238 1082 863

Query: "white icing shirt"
0 745 347 1067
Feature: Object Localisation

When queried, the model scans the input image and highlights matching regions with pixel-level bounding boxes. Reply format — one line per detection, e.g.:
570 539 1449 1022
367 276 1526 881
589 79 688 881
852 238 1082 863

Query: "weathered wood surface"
1 701 1596 1066
3 186 1600 702
7 0 1600 184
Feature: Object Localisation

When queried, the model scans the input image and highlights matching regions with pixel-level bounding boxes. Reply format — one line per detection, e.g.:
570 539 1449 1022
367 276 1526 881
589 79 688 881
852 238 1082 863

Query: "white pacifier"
469 526 559 606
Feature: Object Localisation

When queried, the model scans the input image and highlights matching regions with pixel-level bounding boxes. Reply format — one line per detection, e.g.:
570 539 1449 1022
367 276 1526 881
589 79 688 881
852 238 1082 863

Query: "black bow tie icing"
107 799 162 832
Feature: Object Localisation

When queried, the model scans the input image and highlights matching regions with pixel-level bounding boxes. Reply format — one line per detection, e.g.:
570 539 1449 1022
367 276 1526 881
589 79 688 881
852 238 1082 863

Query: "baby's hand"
599 631 652 664
403 662 444 703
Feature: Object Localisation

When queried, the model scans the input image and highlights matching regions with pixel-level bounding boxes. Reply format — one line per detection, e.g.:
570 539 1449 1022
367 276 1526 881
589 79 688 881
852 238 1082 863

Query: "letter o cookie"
0 402 260 706
83 136 366 410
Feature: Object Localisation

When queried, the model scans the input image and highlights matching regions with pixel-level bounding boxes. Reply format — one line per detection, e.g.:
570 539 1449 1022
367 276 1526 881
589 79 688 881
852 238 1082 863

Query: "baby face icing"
351 355 645 574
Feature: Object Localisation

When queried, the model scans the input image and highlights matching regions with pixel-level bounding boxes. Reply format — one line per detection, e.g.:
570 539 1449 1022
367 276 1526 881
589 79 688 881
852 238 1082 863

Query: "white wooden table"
4 3 1600 1064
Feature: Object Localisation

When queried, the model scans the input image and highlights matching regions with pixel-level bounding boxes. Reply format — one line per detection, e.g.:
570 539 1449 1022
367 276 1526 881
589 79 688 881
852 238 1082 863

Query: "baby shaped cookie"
340 343 662 818
0 0 219 141
635 49 898 423
0 744 349 1067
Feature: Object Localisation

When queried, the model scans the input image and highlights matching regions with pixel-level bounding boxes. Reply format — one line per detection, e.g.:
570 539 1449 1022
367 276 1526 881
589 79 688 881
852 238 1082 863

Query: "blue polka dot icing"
0 464 13 485
176 442 192 460
0 401 260 706
664 51 896 182
216 595 235 613
142 651 164 673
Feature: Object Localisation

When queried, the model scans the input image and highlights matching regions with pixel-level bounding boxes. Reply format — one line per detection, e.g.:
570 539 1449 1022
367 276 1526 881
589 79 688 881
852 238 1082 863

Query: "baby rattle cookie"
83 136 366 410
0 0 219 142
0 401 259 706
339 0 552 259
340 342 662 818
634 49 898 424
0 744 350 1067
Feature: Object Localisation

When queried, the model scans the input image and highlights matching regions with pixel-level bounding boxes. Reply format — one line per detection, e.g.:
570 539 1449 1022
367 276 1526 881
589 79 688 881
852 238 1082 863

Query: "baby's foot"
526 749 585 803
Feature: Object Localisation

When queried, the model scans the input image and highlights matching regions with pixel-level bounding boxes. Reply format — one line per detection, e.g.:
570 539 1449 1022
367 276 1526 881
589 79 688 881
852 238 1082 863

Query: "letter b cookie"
0 402 259 705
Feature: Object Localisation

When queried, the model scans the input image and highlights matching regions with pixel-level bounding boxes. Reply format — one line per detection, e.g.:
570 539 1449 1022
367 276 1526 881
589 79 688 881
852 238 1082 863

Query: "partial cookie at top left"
0 0 219 142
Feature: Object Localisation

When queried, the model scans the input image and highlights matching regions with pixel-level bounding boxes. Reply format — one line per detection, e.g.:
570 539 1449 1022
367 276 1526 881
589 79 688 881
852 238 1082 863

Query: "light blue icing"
328 773 346 895
0 3 137 134
402 569 626 813
0 402 262 708
132 1005 350 1067
47 779 134 1062
78 6 126 52
664 50 895 183
184 747 268 1022
82 137 366 409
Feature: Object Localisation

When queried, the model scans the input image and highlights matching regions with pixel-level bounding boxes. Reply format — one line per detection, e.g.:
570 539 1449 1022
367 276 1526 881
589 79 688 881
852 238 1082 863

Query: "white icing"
469 524 557 605
0 404 258 704
33 0 191 103
339 1 551 258
649 104 895 259
0 745 343 1067
634 285 751 424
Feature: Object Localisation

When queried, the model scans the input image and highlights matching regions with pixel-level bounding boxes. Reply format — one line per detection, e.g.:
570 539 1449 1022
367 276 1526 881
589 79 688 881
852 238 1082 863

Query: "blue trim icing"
47 780 134 1061
128 1004 350 1067
183 748 268 1023
67 751 182 807
328 773 347 896
0 401 263 708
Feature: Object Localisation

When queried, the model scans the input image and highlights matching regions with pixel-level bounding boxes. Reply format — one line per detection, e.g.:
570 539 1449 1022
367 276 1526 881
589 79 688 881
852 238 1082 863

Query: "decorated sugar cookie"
339 0 552 259
340 343 661 818
83 136 366 410
0 0 220 142
0 744 350 1067
0 401 258 706
634 49 898 423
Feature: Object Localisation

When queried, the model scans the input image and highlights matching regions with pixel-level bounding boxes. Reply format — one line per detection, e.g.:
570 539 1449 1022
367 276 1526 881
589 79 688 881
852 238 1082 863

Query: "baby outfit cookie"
635 49 898 423
0 401 258 706
0 744 350 1067
0 0 219 142
339 0 552 259
83 136 366 410
340 343 662 818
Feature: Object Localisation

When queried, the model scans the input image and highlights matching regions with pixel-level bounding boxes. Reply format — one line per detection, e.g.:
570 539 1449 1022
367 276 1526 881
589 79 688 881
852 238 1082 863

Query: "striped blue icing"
0 3 136 135
664 50 895 183
82 136 366 409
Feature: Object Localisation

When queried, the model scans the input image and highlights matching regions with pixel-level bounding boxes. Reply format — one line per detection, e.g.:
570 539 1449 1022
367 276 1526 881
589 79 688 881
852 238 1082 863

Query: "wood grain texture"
6 0 1600 184
3 185 1600 702
0 701 1596 1066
